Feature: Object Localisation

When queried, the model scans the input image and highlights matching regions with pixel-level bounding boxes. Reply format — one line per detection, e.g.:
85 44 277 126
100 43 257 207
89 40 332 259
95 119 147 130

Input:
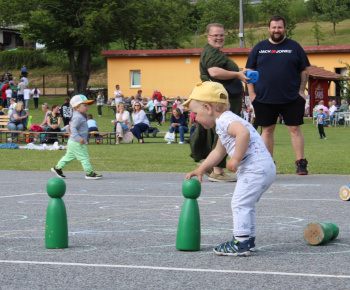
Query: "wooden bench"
0 115 10 131
59 132 115 144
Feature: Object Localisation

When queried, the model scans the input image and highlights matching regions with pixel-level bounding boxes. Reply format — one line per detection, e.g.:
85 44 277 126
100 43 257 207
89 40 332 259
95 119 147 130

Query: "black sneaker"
295 158 308 175
153 128 159 137
85 172 102 180
51 166 66 178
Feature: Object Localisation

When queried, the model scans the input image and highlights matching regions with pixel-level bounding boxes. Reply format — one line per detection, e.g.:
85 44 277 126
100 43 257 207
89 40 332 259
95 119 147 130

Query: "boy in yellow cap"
51 94 102 180
184 82 275 256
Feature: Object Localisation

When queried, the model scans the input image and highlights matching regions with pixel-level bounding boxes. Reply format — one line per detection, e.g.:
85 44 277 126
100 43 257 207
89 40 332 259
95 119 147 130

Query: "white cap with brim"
182 82 229 107
70 94 94 108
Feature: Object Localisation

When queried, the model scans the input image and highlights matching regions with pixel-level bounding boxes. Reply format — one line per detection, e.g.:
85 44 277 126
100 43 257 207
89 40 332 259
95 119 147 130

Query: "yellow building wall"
307 53 350 95
106 52 350 99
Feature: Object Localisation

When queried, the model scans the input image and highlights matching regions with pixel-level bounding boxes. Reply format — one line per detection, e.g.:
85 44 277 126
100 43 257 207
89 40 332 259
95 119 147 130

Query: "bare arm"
47 115 52 127
13 111 28 120
185 139 227 183
47 115 59 129
247 83 256 103
299 67 309 99
207 67 249 83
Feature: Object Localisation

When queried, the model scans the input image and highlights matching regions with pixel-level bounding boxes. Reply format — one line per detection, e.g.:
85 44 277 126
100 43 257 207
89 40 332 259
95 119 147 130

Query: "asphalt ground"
1 170 350 289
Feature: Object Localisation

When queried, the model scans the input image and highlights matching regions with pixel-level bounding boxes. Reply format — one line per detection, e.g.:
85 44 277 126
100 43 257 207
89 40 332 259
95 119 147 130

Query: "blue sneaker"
213 237 250 256
249 237 256 252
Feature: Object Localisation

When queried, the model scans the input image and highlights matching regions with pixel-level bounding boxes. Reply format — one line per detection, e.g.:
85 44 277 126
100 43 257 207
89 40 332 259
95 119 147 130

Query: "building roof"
101 45 350 58
308 65 344 81
0 28 21 35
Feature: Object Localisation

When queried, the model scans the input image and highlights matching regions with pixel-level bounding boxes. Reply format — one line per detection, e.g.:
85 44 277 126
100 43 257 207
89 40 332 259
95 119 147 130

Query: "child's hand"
185 169 204 183
227 159 240 172
79 138 85 145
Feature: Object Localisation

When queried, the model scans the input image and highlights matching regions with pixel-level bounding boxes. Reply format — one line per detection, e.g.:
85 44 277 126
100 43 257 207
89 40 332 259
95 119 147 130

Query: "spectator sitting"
43 104 62 144
112 102 132 144
7 98 16 116
339 99 349 112
135 90 143 102
189 111 197 138
132 93 144 107
40 103 52 130
145 97 155 118
329 100 338 126
87 114 100 144
130 102 150 144
315 100 329 116
153 95 162 126
0 105 4 130
167 108 188 145
173 96 183 112
7 101 28 142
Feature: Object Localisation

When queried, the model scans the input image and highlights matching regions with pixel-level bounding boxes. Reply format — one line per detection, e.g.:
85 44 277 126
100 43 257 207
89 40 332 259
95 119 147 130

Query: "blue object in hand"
246 71 259 83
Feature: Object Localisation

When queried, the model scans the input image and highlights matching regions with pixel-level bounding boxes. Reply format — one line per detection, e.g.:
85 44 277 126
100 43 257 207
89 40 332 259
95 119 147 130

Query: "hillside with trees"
0 0 349 94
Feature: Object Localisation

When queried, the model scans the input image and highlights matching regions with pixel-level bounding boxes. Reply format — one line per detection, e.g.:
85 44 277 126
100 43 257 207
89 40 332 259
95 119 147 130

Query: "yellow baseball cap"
182 82 228 107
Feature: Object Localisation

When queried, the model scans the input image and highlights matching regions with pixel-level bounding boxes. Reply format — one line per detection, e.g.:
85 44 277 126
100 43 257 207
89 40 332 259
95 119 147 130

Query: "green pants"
57 140 93 174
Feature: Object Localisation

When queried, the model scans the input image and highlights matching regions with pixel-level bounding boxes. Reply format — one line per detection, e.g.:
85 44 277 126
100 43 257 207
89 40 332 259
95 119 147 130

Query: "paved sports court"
1 171 350 289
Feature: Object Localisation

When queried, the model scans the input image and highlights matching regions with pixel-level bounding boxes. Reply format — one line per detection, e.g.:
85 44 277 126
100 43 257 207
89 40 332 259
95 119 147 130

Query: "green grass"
2 96 350 174
182 19 350 48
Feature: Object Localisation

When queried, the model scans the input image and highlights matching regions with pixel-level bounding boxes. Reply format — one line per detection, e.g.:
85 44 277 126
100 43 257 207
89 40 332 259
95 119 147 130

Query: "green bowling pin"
45 178 68 249
303 222 339 245
176 179 201 251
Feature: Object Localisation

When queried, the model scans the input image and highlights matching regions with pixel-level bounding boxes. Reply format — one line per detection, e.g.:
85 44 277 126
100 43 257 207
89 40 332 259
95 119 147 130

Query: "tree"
338 60 350 103
195 0 241 44
0 0 195 95
311 15 325 46
259 0 296 38
117 0 195 50
307 0 350 34
0 0 127 95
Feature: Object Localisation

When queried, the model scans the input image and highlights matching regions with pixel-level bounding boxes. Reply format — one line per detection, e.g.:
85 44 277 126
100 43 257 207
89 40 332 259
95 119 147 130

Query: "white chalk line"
67 193 340 201
0 193 43 199
0 193 340 202
0 260 349 279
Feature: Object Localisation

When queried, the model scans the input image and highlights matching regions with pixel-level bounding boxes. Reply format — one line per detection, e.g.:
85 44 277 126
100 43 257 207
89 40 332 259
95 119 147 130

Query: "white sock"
235 236 249 242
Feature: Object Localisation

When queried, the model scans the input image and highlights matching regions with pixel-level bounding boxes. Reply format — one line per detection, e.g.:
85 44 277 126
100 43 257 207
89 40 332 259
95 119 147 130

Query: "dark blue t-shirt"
170 114 188 127
246 38 310 104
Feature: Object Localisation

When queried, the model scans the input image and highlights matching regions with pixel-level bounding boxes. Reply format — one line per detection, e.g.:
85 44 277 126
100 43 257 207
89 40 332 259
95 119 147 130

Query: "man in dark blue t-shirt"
246 15 310 175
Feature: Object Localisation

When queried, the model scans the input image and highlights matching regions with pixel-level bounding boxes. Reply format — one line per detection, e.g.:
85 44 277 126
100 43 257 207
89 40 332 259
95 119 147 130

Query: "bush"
0 49 47 70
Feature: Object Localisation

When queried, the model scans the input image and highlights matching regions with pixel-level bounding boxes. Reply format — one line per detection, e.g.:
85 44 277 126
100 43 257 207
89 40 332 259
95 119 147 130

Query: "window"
131 70 141 88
